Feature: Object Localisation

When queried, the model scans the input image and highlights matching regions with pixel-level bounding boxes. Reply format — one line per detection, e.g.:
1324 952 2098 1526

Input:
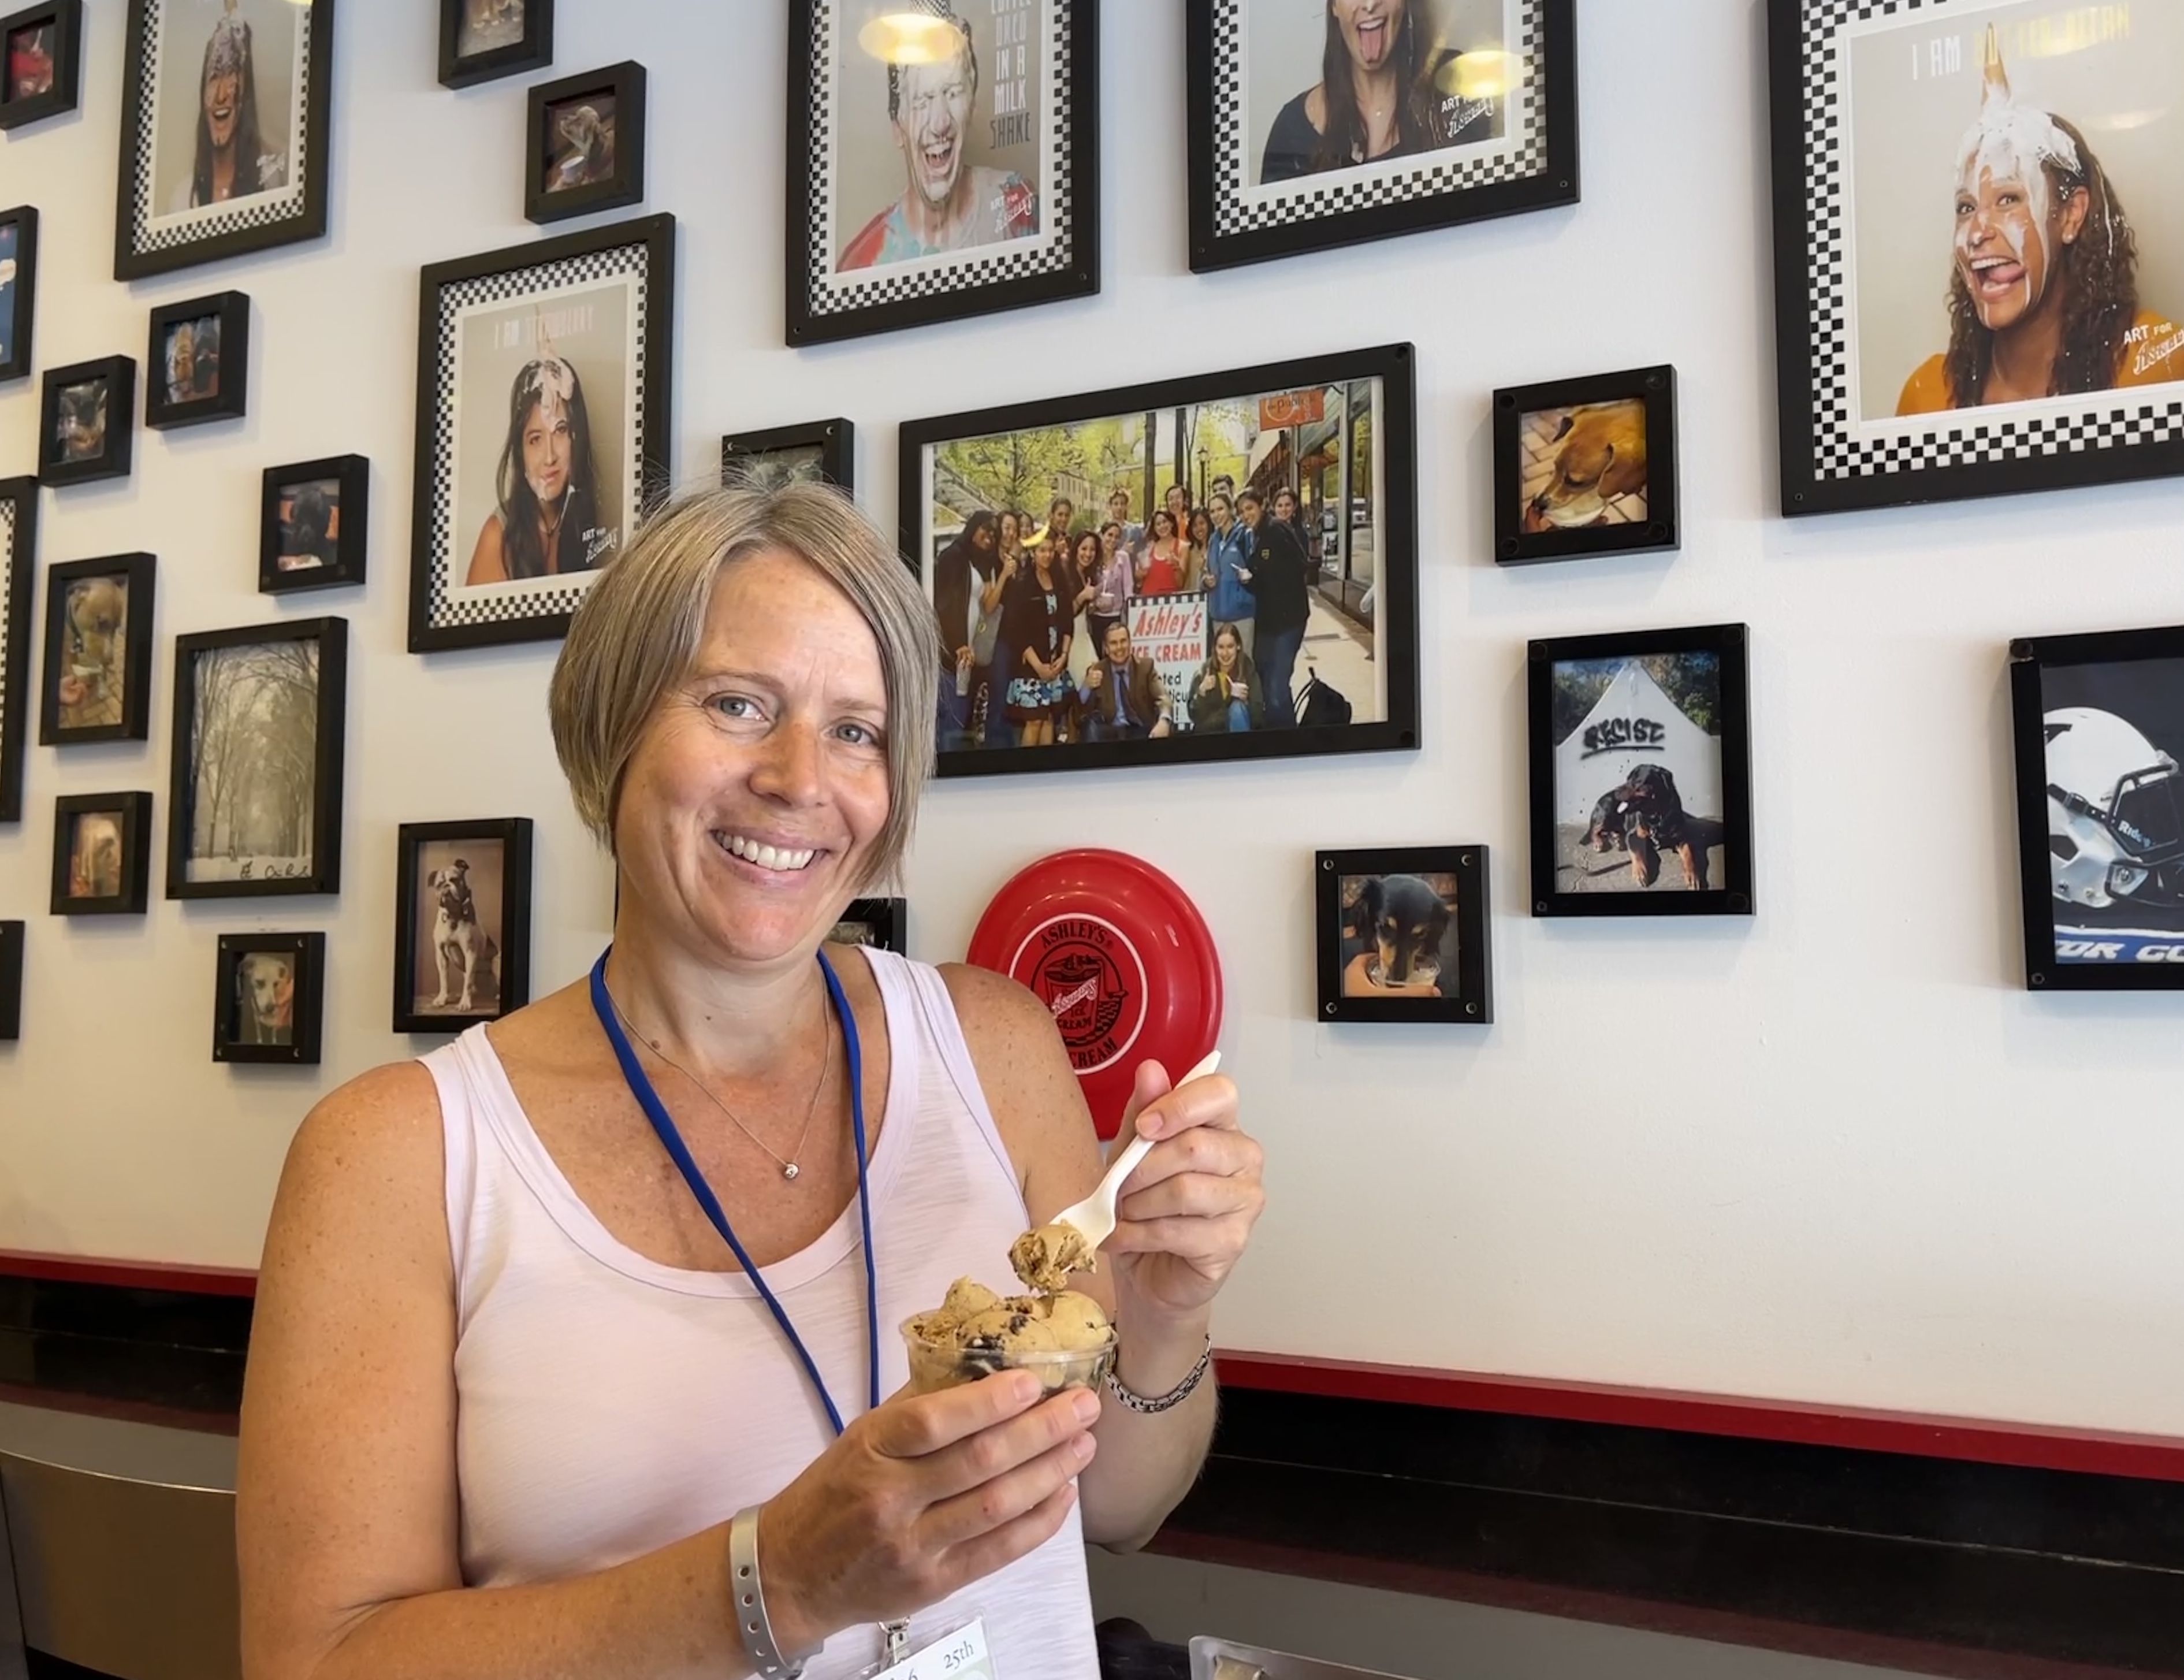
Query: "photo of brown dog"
233 951 296 1047
65 811 123 899
1520 397 1647 533
55 574 128 731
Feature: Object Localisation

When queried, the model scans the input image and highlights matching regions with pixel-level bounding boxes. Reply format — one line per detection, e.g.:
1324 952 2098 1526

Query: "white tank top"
421 946 1101 1678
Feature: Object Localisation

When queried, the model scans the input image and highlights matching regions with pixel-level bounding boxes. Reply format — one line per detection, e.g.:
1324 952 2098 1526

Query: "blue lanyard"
587 949 879 1436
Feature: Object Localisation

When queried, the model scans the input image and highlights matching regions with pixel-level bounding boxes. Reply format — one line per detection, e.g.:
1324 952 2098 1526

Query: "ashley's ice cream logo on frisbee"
1010 915 1147 1075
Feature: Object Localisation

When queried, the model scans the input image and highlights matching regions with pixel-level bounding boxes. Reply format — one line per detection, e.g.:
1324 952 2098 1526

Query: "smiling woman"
237 481 1266 1680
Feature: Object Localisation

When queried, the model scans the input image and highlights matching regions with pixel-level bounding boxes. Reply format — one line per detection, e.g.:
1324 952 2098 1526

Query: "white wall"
3 0 2183 1438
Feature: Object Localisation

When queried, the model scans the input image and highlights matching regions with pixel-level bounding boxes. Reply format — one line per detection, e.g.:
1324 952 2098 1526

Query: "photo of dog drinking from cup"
409 838 504 1019
1520 396 1647 534
1338 871 1461 998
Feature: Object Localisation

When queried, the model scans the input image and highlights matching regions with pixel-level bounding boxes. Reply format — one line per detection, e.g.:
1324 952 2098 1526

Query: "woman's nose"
751 720 824 805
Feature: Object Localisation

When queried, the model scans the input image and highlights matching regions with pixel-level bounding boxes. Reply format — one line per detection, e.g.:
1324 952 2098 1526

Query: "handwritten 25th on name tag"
873 1618 995 1680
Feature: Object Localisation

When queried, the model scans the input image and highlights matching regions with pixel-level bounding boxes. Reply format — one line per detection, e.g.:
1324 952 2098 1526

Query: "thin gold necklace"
606 987 833 1181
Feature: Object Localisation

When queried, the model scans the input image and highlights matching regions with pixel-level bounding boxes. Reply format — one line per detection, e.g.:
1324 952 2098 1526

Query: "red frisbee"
966 849 1223 1140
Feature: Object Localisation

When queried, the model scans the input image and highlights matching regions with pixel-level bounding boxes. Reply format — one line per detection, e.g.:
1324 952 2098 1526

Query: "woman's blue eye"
711 694 759 719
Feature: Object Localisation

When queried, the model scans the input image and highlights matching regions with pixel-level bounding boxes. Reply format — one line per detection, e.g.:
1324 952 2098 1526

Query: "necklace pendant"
782 1162 800 1181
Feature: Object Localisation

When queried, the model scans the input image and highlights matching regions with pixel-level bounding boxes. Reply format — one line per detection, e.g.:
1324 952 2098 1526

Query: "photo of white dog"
412 839 505 1017
232 951 295 1046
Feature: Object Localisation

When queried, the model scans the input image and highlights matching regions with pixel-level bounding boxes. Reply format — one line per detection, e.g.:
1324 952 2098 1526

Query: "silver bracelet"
728 1505 817 1679
1104 1334 1214 1414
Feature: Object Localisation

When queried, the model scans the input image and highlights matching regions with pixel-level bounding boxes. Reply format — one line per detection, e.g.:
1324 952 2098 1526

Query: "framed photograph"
1316 848 1493 1024
1770 2 2184 517
0 0 80 130
1493 365 1679 564
39 355 135 487
901 343 1420 779
144 289 248 429
1528 624 1755 919
2010 625 2184 990
1186 0 1577 274
439 0 550 90
213 931 324 1064
526 60 643 225
166 616 347 899
786 0 1099 345
40 553 156 747
0 920 20 1040
0 478 34 823
829 895 906 953
0 205 38 382
722 418 854 496
408 213 676 653
113 0 336 281
261 454 366 593
50 790 152 915
393 817 533 1032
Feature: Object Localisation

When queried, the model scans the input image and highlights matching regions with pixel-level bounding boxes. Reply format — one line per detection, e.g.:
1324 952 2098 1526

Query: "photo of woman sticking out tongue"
1897 26 2181 414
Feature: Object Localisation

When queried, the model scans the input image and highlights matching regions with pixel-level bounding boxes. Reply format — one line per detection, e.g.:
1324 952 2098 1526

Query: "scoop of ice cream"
1009 1221 1096 1293
1039 1289 1111 1350
903 1283 1115 1394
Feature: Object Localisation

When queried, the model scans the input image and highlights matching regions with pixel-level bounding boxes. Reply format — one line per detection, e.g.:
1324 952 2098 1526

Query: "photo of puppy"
54 377 106 463
545 95 615 192
233 951 295 1047
1520 397 1648 533
1338 872 1460 998
66 811 122 900
55 575 127 731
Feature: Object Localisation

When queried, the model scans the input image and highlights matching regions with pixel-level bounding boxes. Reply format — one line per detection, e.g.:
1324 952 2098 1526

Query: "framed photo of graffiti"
407 214 676 652
786 0 1099 345
1769 0 2184 516
901 342 1421 780
1527 623 1755 919
0 478 34 823
1185 0 1578 274
40 553 157 748
1316 845 1493 1025
2010 623 2184 991
112 0 337 280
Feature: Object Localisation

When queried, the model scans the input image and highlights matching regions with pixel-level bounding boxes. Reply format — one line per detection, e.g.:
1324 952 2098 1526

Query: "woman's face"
203 68 241 149
1152 510 1175 542
1075 535 1101 573
999 512 1020 548
1954 157 2088 333
1275 490 1298 520
1333 0 1405 72
971 521 997 555
1215 631 1240 671
615 551 890 968
522 399 573 505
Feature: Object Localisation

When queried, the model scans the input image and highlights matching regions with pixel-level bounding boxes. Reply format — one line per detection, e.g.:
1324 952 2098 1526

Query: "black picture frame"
113 0 337 280
526 60 644 225
0 477 34 822
144 290 249 430
1185 0 1578 274
392 817 534 1033
785 0 1099 345
829 896 906 954
261 454 367 593
0 920 21 1040
0 205 39 382
438 0 550 90
2008 624 2184 993
721 418 854 497
40 552 156 747
0 0 81 131
1767 1 2184 516
1493 365 1679 565
214 931 325 1064
166 616 347 900
1316 847 1493 1025
901 342 1420 780
38 354 134 486
50 790 152 915
1527 623 1756 919
408 213 676 653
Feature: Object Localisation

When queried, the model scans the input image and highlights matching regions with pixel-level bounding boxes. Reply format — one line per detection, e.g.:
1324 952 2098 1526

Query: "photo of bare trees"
181 637 321 884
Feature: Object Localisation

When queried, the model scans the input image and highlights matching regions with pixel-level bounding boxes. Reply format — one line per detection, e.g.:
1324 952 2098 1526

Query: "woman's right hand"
1198 673 1219 696
755 1374 1099 1648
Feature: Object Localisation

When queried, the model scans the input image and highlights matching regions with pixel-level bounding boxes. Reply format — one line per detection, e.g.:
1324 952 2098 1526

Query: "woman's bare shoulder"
278 1061 447 1219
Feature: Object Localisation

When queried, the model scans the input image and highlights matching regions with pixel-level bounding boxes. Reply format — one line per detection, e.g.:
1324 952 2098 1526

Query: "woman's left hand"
1106 1062 1264 1327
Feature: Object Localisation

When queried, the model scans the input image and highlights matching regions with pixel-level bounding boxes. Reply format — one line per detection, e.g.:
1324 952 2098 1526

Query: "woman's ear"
2058 183 2092 246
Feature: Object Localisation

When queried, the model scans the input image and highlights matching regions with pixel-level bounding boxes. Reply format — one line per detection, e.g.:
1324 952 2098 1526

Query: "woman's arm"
464 515 508 586
942 968 1263 1553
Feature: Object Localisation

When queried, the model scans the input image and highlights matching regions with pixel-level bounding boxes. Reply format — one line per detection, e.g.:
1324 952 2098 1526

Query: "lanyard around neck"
587 948 879 1436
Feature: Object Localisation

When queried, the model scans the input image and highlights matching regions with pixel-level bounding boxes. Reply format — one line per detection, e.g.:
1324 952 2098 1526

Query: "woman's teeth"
720 833 816 872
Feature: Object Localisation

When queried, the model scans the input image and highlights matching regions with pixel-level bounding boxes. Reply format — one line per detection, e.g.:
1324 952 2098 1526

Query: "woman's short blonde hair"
549 482 939 889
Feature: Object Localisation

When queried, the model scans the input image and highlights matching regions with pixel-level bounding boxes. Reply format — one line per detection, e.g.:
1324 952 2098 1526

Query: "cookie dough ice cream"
904 1222 1114 1393
1008 1221 1095 1293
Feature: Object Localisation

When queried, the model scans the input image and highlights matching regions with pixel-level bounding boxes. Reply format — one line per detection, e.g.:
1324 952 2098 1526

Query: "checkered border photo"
407 215 678 654
0 480 31 825
1772 0 2184 513
786 0 1099 345
112 0 336 281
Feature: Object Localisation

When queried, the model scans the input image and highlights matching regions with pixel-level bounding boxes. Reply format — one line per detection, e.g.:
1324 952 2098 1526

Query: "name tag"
873 1617 995 1680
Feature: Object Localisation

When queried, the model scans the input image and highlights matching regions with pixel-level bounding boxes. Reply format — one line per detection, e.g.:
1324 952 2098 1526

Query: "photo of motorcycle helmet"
2044 707 2184 910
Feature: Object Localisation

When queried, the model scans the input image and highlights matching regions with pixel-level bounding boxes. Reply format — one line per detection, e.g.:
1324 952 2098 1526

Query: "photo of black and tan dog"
1576 763 1721 892
232 951 296 1047
1338 872 1460 998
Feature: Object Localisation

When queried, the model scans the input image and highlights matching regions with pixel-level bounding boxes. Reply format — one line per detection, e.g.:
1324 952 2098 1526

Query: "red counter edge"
10 1250 2179 1482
